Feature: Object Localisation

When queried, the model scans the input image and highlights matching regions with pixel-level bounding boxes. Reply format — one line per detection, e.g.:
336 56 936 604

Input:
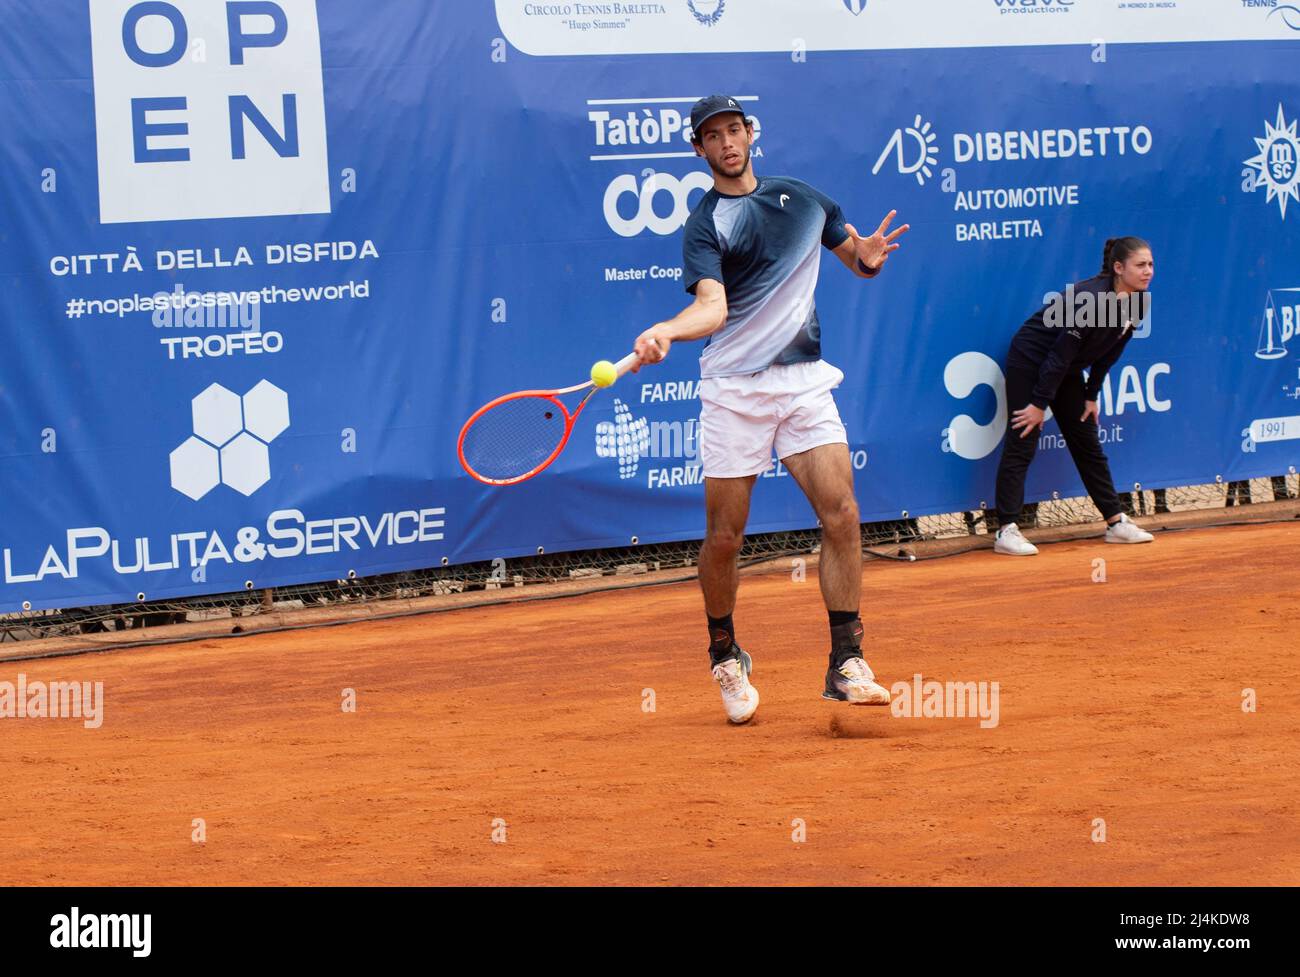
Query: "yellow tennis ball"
590 360 618 388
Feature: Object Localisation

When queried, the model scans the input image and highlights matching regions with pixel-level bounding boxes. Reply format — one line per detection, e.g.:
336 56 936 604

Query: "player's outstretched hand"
1079 400 1100 425
632 328 669 373
1011 404 1046 439
847 210 910 273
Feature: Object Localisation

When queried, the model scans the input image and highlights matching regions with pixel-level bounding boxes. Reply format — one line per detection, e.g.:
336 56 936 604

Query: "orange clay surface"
1 522 1297 886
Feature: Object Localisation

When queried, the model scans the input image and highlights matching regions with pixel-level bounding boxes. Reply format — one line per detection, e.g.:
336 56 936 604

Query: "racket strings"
461 396 569 482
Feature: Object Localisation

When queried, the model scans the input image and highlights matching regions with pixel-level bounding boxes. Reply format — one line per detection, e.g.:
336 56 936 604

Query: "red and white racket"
457 351 642 486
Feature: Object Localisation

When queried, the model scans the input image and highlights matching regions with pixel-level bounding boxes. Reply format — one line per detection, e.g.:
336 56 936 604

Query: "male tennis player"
632 95 908 724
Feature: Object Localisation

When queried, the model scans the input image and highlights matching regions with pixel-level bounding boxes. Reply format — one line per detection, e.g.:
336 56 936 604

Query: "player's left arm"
833 210 910 279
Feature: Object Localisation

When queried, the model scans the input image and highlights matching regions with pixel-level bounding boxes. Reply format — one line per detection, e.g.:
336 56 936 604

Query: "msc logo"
1243 104 1300 220
595 400 651 479
170 380 290 499
872 115 940 186
88 0 329 224
604 171 712 237
842 0 868 14
687 0 725 27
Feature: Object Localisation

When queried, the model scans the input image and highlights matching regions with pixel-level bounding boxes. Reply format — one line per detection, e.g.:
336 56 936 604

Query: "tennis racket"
457 351 643 486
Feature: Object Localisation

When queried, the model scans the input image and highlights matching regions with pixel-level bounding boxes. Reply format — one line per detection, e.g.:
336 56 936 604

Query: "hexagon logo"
220 432 271 496
170 380 290 500
242 380 290 442
169 436 220 501
192 383 243 447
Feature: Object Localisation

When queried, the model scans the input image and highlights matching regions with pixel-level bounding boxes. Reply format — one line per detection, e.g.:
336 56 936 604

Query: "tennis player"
632 95 908 724
992 237 1156 556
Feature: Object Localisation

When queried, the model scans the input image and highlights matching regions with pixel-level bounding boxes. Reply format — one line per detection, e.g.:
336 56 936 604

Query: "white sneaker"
994 522 1038 556
713 650 759 724
1105 513 1154 544
823 656 891 705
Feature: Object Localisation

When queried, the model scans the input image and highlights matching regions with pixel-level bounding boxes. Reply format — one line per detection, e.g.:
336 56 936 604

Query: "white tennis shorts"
698 359 848 478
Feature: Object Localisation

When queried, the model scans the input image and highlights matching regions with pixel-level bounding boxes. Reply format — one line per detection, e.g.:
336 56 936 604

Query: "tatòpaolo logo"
687 0 725 27
842 0 868 14
170 380 290 499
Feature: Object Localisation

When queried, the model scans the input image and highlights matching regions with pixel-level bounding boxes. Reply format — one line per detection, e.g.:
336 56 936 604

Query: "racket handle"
614 351 641 377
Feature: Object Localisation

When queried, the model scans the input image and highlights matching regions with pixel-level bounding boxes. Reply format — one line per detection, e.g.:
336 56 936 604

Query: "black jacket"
1009 274 1149 409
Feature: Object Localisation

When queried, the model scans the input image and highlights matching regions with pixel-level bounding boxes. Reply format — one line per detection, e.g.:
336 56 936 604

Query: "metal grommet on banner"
244 580 254 590
22 601 32 611
630 536 639 545
440 557 449 566
1290 466 1297 476
536 546 545 556
136 592 146 602
1215 475 1224 483
347 569 357 580
1134 482 1142 491
901 510 909 519
1052 491 1060 500
979 501 987 510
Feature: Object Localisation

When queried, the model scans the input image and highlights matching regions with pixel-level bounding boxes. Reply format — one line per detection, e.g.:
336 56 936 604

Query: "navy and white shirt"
682 176 849 379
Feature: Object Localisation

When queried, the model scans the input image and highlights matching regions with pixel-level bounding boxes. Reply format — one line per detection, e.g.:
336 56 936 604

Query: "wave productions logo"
170 380 290 500
1244 104 1300 220
687 0 725 26
595 400 651 479
843 0 868 13
872 115 940 186
993 0 1076 13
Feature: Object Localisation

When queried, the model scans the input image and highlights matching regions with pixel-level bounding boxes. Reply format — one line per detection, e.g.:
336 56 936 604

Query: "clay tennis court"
2 520 1297 886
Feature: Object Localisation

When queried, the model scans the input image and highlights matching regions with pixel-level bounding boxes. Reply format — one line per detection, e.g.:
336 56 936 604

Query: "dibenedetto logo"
88 0 330 224
874 115 1153 186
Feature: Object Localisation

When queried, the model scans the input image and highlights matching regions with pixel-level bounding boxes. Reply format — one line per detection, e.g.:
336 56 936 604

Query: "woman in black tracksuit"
992 237 1155 556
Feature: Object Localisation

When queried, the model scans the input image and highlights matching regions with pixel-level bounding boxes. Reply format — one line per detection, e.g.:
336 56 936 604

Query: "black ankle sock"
828 614 863 667
707 614 736 663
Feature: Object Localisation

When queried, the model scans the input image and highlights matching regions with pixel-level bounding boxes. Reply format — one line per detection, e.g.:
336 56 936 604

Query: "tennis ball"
590 360 618 388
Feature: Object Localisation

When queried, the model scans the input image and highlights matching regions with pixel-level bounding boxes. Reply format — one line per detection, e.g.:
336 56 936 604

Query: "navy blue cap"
689 95 748 141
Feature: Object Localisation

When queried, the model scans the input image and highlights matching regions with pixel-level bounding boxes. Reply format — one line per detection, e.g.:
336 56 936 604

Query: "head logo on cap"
690 94 748 141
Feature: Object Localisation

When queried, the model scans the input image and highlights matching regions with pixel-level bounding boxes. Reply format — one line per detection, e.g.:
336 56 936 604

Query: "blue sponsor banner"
1 1 1297 613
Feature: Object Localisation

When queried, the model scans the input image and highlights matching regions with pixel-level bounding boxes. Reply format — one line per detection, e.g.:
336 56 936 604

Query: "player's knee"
704 526 745 556
820 496 860 538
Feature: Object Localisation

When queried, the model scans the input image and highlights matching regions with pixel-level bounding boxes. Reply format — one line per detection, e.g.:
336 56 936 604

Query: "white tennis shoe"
713 650 759 724
1105 513 1154 544
823 656 891 705
994 522 1039 556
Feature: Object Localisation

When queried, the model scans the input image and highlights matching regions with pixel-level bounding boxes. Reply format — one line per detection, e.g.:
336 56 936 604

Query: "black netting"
3 476 1296 647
